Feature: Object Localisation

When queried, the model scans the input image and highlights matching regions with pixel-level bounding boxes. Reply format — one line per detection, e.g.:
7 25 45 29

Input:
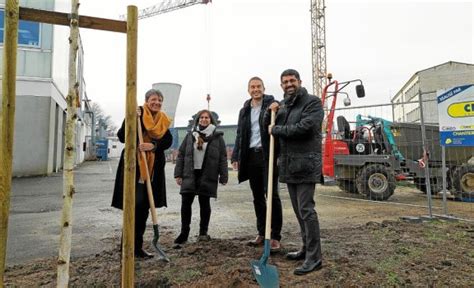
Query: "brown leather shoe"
247 235 264 246
270 239 281 252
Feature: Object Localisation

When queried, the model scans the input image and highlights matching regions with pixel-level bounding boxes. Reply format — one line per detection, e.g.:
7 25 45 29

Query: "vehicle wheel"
356 164 395 200
336 180 358 194
413 177 443 194
453 164 474 198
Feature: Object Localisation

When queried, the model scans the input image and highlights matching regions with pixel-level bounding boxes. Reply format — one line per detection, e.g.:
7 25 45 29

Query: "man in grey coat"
268 69 324 275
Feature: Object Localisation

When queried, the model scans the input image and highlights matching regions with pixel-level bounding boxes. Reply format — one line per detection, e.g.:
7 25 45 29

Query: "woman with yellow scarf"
112 89 173 258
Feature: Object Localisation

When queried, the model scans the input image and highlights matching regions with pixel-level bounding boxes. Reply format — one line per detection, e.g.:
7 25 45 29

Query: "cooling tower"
152 82 182 128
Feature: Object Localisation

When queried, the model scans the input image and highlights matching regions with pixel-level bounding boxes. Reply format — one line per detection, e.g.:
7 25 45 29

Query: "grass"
395 245 422 258
386 271 402 286
160 267 203 284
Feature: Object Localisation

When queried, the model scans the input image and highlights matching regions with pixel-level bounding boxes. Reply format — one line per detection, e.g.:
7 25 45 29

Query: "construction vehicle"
322 77 474 201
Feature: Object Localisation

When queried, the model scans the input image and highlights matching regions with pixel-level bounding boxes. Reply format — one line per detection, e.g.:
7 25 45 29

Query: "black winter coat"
111 119 173 209
174 130 228 198
231 95 277 183
268 87 323 184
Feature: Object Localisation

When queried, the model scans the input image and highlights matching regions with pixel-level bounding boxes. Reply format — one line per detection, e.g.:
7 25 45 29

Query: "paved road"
8 159 121 265
6 158 256 266
7 158 473 265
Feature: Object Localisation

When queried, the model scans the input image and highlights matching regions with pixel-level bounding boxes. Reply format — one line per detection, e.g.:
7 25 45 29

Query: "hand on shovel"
137 116 170 262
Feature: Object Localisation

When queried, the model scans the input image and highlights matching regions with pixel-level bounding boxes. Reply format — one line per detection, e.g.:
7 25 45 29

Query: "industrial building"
0 0 93 176
391 61 474 124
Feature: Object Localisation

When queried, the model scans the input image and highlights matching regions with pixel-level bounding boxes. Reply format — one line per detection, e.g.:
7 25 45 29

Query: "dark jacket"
231 94 277 183
268 87 323 184
174 128 228 198
111 117 173 209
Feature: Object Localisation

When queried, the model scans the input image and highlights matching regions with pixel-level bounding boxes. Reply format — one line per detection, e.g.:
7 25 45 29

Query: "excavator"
321 75 474 201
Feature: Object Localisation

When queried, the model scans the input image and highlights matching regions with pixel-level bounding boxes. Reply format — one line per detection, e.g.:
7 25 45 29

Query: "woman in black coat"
112 89 172 258
173 109 228 246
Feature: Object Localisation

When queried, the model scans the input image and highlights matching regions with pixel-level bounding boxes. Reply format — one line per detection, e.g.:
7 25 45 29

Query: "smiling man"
268 69 324 275
231 76 283 252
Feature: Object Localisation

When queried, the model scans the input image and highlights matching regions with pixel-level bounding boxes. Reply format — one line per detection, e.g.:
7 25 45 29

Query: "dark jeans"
247 149 283 241
135 183 150 252
287 183 322 262
179 169 212 236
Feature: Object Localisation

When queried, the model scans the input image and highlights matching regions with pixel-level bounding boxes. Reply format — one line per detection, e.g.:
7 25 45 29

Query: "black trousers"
287 183 322 262
135 183 150 252
180 169 212 236
247 149 283 241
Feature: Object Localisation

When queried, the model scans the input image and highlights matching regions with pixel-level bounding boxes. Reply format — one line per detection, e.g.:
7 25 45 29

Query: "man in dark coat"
112 89 173 258
231 76 283 251
268 69 324 275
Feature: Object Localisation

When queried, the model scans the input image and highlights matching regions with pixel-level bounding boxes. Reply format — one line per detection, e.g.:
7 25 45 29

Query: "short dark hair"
145 89 163 102
248 76 265 88
280 69 300 81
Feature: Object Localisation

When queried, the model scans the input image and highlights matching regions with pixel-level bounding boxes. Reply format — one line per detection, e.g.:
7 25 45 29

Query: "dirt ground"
4 160 474 287
4 219 474 287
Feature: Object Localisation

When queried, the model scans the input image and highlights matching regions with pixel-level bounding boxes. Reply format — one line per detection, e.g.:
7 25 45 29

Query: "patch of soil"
5 220 474 287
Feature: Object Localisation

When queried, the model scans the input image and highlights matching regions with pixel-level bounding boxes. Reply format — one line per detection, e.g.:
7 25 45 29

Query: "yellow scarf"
138 103 172 183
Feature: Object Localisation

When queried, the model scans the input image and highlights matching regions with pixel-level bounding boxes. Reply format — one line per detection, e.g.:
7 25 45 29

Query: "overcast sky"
77 0 473 127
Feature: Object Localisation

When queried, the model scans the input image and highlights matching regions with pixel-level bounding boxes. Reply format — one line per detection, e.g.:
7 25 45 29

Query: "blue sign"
437 84 474 147
0 9 41 47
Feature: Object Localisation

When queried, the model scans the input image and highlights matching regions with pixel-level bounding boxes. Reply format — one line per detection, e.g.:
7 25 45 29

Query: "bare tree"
90 102 118 136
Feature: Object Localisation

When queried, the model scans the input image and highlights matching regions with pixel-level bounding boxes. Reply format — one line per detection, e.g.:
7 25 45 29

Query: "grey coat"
269 87 323 184
174 130 228 198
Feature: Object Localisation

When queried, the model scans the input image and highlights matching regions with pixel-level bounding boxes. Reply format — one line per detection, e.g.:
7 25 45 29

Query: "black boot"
174 228 189 245
174 232 188 244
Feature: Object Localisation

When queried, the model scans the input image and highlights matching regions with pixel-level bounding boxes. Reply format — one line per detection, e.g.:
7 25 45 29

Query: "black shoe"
135 249 154 259
294 260 322 275
197 234 211 242
174 232 189 245
286 250 306 261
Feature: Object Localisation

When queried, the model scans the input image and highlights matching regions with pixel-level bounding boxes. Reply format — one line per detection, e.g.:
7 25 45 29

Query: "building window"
0 9 41 48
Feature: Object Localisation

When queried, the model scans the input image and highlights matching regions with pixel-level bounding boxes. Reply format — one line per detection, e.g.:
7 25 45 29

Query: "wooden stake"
0 1 19 285
122 5 138 288
56 1 80 287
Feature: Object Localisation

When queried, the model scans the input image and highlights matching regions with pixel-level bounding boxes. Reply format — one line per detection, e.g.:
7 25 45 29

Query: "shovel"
250 110 279 288
137 116 170 262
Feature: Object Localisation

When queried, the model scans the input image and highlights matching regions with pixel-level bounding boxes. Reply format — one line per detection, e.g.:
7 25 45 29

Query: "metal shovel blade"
152 224 170 262
250 240 279 288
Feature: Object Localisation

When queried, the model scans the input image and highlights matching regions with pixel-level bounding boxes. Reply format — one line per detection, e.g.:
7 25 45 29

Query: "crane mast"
311 0 327 97
119 0 211 20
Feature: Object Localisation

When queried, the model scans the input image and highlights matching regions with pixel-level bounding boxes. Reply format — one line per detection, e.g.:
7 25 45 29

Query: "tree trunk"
57 1 80 287
0 0 19 285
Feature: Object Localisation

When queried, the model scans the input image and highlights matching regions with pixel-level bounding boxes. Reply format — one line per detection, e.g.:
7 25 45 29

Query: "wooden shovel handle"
265 110 276 240
137 116 158 225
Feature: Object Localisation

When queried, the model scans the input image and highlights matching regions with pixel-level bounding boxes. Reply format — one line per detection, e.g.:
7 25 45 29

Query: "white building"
391 61 474 124
0 0 92 176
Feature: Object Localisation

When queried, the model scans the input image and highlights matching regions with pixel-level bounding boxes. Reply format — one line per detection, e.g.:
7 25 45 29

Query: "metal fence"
323 94 473 221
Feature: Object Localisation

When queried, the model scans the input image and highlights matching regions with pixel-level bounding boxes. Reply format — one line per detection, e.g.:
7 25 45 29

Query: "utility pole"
206 93 211 110
311 0 327 98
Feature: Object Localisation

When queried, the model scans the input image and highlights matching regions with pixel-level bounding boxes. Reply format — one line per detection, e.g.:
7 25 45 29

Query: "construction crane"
119 0 211 20
310 0 327 98
118 0 213 108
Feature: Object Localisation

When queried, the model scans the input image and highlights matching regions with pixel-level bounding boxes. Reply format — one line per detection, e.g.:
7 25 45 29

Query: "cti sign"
448 101 474 117
437 84 474 147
